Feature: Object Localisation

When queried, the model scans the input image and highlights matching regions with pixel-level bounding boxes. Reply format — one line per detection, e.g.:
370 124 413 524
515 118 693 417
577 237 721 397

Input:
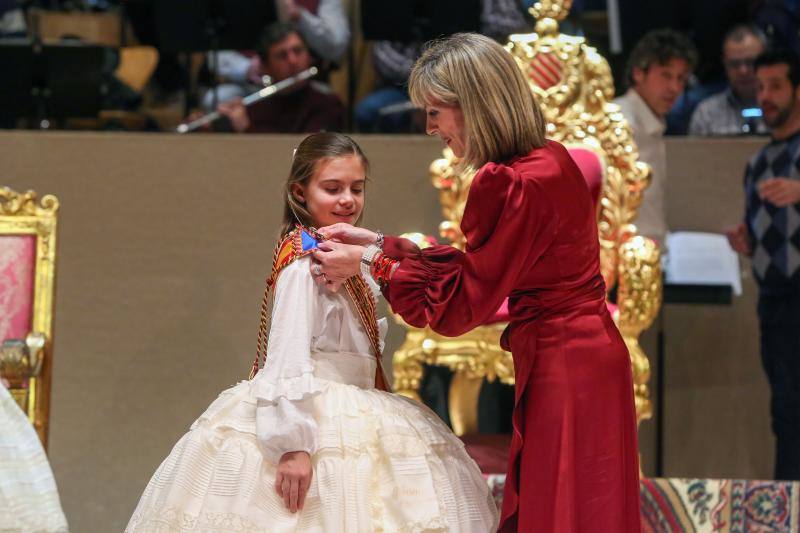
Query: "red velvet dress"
381 141 641 532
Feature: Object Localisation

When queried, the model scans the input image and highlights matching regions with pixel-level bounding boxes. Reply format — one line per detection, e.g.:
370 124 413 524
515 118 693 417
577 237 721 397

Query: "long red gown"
381 140 641 532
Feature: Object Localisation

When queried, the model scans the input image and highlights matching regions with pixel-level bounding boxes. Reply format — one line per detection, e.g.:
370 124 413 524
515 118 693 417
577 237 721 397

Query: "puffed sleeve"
253 257 323 464
382 162 558 336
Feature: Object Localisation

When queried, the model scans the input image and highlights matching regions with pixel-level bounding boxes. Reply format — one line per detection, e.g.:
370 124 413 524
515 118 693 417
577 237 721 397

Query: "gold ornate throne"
392 0 662 449
0 187 59 448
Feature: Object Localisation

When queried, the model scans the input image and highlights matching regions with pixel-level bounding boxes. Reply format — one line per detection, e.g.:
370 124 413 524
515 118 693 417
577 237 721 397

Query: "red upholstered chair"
391 2 662 474
0 187 59 448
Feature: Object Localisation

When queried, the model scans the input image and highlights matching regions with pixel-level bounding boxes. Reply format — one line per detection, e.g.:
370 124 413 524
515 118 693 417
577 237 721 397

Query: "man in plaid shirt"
727 48 800 480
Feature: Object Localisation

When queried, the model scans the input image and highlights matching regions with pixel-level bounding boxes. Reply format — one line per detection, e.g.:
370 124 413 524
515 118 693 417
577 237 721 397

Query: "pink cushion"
489 298 510 323
0 235 36 342
567 147 604 207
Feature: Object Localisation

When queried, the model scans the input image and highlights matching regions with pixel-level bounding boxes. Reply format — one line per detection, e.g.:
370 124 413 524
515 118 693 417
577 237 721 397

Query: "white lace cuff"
252 364 324 403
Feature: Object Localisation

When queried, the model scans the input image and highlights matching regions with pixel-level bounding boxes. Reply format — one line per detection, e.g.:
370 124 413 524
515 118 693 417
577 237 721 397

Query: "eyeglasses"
724 58 757 70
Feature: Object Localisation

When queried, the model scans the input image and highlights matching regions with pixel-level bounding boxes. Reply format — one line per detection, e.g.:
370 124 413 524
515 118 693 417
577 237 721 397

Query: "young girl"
126 133 498 532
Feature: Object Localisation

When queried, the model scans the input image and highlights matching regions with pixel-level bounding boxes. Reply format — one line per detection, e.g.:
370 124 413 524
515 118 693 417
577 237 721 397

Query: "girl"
126 133 498 532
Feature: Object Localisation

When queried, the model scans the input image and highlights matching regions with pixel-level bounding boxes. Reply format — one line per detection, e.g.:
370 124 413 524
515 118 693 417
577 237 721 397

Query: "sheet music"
665 232 742 296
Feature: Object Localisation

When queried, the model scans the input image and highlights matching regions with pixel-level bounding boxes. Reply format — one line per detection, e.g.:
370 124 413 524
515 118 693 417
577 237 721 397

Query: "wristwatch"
360 244 382 280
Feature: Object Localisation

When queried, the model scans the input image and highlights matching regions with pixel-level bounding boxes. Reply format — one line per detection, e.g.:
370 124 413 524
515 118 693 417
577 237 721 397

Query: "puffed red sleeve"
382 161 558 336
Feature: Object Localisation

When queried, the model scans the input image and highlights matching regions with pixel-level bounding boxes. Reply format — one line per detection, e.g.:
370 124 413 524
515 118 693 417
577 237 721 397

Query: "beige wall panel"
663 137 771 479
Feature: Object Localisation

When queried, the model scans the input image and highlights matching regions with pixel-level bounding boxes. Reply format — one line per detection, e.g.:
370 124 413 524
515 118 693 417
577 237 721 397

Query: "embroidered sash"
250 226 389 392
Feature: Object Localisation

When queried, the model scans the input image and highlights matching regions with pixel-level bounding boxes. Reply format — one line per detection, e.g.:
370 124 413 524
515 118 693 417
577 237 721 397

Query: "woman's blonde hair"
408 32 547 168
281 132 370 237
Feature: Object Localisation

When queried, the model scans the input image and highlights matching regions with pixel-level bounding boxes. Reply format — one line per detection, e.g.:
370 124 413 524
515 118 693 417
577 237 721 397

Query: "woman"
311 33 641 532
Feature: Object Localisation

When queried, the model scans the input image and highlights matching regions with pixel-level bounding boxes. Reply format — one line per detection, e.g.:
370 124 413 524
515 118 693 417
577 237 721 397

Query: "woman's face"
425 101 467 157
293 155 366 228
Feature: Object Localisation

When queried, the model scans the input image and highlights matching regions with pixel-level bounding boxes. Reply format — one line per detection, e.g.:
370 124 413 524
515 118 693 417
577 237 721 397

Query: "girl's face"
293 155 366 228
424 101 466 157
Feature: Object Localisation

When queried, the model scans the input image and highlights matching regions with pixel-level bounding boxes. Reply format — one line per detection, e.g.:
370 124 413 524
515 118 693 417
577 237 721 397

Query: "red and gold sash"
250 226 390 391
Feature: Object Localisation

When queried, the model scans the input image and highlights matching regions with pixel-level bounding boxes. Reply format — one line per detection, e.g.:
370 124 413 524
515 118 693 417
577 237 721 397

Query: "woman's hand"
275 451 312 513
311 241 364 288
318 223 378 246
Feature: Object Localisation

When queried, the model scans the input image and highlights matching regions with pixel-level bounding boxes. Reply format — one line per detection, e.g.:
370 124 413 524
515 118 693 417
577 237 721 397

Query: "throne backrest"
429 0 651 293
0 187 59 448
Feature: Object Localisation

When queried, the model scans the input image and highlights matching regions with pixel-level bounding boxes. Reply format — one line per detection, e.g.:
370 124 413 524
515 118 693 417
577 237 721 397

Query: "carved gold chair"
391 0 662 469
0 187 59 448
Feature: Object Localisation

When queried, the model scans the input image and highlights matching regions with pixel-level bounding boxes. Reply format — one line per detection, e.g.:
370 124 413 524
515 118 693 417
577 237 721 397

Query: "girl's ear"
290 183 306 203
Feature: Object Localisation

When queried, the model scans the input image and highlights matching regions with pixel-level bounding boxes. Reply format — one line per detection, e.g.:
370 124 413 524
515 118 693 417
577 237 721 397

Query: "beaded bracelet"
371 252 398 286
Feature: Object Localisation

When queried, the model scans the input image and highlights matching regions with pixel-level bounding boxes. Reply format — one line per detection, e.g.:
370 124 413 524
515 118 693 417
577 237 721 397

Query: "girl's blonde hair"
408 32 547 168
281 132 370 237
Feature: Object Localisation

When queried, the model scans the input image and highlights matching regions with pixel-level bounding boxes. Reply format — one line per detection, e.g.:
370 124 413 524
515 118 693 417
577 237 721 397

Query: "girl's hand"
318 223 378 246
311 241 364 286
275 451 312 513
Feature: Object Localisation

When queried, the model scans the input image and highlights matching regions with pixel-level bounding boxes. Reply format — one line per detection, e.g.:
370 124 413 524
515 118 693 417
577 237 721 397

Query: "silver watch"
360 244 382 280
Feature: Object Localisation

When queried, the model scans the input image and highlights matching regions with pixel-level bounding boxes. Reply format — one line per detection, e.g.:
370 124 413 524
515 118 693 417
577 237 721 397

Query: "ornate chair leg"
616 236 662 427
448 373 483 436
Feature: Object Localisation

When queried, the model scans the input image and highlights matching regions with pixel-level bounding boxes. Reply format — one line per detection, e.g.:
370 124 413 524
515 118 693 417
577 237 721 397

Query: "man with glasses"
690 25 768 136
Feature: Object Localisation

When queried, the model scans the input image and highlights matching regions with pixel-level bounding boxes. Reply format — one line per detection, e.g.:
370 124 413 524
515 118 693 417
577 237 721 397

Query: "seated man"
202 0 349 110
689 25 768 136
216 22 344 134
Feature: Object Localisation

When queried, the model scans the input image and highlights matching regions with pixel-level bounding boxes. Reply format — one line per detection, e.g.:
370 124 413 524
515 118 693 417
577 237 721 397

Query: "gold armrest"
0 332 47 414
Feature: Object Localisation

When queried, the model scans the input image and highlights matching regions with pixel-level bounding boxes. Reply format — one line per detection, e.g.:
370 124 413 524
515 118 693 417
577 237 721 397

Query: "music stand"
154 0 276 113
0 40 106 127
361 0 482 42
41 42 107 120
0 40 35 124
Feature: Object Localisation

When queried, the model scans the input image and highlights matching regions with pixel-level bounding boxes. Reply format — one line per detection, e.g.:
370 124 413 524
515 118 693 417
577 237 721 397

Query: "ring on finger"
313 264 323 276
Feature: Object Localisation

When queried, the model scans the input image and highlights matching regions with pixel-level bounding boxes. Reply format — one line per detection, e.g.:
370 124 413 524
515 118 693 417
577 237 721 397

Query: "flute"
176 66 318 134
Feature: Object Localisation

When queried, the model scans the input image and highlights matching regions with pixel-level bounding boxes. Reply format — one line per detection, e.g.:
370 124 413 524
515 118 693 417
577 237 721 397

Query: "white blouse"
252 256 387 463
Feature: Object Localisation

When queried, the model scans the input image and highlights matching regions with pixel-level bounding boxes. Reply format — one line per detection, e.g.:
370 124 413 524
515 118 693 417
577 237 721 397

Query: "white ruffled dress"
0 383 69 532
126 257 499 532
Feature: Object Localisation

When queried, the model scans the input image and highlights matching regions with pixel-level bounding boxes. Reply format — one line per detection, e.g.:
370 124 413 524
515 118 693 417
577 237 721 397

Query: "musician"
216 22 344 134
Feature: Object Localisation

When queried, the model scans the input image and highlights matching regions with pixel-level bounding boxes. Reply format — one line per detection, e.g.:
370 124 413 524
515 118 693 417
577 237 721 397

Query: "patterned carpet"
485 475 800 532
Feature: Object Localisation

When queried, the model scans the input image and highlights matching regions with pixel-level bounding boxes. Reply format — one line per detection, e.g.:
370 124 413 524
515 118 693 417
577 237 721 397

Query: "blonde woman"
313 33 642 532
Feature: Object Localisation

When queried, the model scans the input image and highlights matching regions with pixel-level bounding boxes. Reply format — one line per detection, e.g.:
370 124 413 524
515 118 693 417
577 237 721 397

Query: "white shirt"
251 257 387 463
614 88 668 242
276 0 350 63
